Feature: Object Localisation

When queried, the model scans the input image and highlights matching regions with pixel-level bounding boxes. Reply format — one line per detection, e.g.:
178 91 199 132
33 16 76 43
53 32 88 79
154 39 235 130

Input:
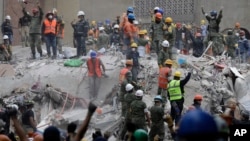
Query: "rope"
59 92 69 115
70 97 76 111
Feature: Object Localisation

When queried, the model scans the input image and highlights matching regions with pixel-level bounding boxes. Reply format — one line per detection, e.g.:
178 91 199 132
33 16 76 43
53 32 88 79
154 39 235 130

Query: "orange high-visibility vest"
44 19 57 34
119 67 129 84
87 58 102 77
158 67 170 89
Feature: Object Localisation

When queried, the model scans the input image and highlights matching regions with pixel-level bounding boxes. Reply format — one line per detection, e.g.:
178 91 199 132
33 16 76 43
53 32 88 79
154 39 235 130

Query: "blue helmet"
177 110 218 139
210 10 217 16
127 6 134 13
97 21 103 27
105 19 111 25
158 8 164 15
128 13 135 20
154 95 163 102
90 51 97 58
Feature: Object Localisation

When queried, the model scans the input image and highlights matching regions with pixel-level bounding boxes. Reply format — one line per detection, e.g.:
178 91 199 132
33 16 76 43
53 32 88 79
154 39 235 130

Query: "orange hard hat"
235 22 240 28
155 12 162 19
194 94 203 100
0 135 11 141
33 134 43 141
96 107 103 115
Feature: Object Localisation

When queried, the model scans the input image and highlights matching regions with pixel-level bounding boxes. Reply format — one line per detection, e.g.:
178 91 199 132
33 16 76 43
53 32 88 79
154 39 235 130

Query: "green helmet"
133 129 148 141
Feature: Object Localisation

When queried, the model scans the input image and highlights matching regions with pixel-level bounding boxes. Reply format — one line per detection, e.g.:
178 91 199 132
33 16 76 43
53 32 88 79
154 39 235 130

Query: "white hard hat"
3 35 9 39
52 8 57 14
99 26 105 31
161 40 169 47
125 83 134 92
135 90 144 97
77 11 85 16
5 15 11 20
114 24 119 29
154 7 160 10
133 20 139 25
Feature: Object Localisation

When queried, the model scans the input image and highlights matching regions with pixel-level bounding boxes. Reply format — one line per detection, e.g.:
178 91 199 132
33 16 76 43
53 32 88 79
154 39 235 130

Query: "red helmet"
32 8 39 14
194 94 203 101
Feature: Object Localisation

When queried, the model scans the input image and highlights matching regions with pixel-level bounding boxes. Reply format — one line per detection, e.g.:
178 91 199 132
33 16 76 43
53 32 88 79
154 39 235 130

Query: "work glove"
88 102 97 114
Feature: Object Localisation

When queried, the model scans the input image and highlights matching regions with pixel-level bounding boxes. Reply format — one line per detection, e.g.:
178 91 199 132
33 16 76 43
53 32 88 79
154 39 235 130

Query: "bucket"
138 46 145 57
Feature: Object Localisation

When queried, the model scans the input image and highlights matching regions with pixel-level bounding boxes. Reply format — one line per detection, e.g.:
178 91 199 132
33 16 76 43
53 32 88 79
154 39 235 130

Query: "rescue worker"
24 2 43 59
56 16 65 54
158 59 172 103
52 8 59 21
236 30 249 63
42 11 57 59
3 35 12 60
120 83 136 140
104 19 112 35
137 30 148 57
192 94 203 110
150 12 167 55
19 8 31 47
190 32 204 57
110 24 122 48
22 101 37 134
0 43 10 61
150 7 159 22
158 40 170 67
225 30 238 59
200 19 207 39
165 17 176 59
167 71 191 126
130 90 151 131
119 60 135 117
182 24 193 55
120 6 134 33
123 13 136 52
96 26 109 50
87 51 106 99
149 95 165 141
71 11 89 57
126 43 140 82
1 15 13 45
233 22 241 38
201 6 223 56
175 23 184 51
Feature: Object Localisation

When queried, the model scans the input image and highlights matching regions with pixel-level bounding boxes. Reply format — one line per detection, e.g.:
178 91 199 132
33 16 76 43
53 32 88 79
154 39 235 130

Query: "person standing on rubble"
158 59 172 104
150 12 167 55
130 90 151 131
110 24 122 49
71 11 89 57
23 2 43 59
236 30 249 63
96 26 109 50
233 22 241 39
123 13 136 52
225 30 238 59
18 7 31 47
56 16 65 54
167 71 191 127
87 51 105 99
1 15 13 45
165 17 176 60
119 59 133 84
175 23 184 51
158 40 170 68
126 42 140 82
42 11 58 59
120 83 136 140
190 32 204 57
22 101 37 134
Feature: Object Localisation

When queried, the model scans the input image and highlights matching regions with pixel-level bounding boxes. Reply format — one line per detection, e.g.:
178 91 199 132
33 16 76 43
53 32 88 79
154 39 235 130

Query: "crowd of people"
0 1 250 141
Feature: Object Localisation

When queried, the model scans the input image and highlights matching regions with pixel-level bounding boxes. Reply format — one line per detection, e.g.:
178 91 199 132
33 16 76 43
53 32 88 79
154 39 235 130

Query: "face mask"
48 15 53 19
132 48 136 51
211 16 215 19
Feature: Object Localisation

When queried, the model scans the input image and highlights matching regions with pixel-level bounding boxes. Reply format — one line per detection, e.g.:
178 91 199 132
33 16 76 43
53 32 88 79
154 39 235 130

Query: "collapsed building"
1 44 250 140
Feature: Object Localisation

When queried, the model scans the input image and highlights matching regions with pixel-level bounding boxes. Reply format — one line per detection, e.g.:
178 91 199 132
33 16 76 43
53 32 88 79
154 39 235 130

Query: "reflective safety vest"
87 58 102 77
44 19 57 34
119 67 129 84
167 80 182 101
158 67 170 89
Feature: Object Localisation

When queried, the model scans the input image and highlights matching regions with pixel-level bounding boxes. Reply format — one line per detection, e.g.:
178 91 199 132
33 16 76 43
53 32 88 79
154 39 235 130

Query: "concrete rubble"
1 46 250 140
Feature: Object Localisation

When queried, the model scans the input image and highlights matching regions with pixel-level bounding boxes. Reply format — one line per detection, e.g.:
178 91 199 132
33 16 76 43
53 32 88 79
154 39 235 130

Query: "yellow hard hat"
201 20 205 25
164 59 173 65
138 30 145 35
143 29 147 34
131 42 138 48
186 24 192 29
91 20 96 25
165 17 173 23
174 71 181 77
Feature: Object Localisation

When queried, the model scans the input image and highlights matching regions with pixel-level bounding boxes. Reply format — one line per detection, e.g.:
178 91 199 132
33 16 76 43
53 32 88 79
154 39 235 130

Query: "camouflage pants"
152 40 162 55
56 37 63 54
21 26 29 47
29 33 42 56
208 33 224 56
149 124 165 141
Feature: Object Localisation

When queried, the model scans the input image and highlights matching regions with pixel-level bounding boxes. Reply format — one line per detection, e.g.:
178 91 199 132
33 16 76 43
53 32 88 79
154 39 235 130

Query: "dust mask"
132 48 136 51
48 15 53 19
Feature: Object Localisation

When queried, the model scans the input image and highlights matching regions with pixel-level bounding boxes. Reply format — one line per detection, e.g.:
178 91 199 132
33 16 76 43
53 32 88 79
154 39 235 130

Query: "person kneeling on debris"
158 59 172 105
167 71 191 127
0 43 10 61
87 51 105 99
21 100 37 134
